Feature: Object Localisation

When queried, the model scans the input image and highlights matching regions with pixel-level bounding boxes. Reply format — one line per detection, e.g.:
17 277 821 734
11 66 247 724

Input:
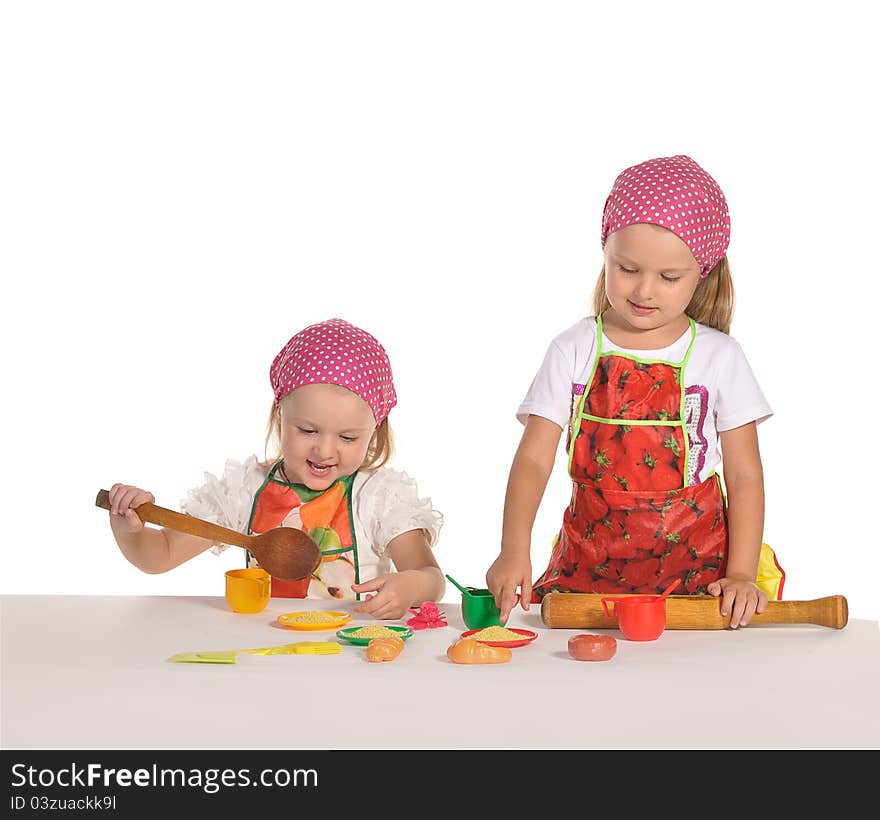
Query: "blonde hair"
591 256 735 334
263 402 394 472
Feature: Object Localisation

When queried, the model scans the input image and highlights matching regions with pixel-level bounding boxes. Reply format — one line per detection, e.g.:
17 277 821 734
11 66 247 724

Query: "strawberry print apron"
246 461 359 600
532 314 783 600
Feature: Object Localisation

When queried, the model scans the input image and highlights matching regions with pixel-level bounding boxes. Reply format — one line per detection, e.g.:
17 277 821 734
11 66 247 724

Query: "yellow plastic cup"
225 568 271 614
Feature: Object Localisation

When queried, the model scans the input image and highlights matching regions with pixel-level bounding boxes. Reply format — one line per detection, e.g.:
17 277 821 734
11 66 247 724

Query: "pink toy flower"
406 601 448 630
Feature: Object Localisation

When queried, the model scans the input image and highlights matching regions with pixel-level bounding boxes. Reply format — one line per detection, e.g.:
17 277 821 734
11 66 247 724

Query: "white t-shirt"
516 317 772 485
180 456 443 586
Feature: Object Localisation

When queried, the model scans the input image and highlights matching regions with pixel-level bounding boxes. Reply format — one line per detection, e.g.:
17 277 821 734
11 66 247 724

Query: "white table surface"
2 594 878 750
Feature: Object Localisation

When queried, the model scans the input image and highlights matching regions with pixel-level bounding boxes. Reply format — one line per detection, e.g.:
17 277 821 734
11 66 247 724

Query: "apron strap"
681 316 697 370
596 311 697 369
266 459 284 482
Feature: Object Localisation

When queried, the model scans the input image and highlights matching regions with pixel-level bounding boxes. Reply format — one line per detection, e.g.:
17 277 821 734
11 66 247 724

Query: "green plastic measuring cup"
445 574 504 629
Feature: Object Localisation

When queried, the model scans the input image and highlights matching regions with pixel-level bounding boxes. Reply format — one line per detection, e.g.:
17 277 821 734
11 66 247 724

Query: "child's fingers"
495 586 509 620
108 485 153 516
354 592 397 619
729 592 750 629
352 595 374 611
368 600 402 620
351 591 372 606
352 588 385 612
130 490 155 510
520 579 532 611
499 585 519 622
719 585 735 618
352 578 384 594
110 488 137 516
122 508 144 532
738 596 759 628
739 588 764 627
108 484 131 516
729 586 761 628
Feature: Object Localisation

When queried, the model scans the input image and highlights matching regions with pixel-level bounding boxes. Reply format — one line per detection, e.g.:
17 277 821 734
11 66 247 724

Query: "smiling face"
603 223 702 343
279 383 376 490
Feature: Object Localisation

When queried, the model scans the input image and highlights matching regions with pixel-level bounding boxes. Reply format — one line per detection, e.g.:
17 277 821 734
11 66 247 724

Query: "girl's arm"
713 422 768 627
108 484 216 573
351 529 445 620
487 414 562 620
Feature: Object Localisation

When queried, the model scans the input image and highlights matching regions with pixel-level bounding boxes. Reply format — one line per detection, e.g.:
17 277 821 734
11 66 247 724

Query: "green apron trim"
245 460 360 592
679 320 696 486
246 464 276 536
567 378 591 476
713 470 726 503
244 464 277 567
568 314 697 488
581 415 682 426
345 477 359 590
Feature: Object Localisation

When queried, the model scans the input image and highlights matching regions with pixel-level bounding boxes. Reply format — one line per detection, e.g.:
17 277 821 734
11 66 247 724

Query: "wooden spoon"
95 489 321 581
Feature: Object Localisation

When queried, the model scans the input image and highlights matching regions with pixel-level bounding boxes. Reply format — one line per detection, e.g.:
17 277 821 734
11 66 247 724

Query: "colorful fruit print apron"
245 461 360 600
531 314 784 601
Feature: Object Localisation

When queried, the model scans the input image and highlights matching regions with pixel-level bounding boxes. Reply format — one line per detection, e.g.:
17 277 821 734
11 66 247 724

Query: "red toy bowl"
601 595 667 641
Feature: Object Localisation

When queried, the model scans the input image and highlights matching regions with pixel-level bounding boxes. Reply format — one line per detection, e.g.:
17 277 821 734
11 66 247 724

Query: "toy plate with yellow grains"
460 626 538 648
277 611 352 630
336 625 414 645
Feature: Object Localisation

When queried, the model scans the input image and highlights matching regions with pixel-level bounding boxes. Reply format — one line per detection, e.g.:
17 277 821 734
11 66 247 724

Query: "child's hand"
107 483 155 533
707 577 767 629
486 553 531 623
351 571 422 620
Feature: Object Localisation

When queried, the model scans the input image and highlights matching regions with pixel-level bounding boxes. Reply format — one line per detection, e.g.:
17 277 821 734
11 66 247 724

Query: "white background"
2 1 877 621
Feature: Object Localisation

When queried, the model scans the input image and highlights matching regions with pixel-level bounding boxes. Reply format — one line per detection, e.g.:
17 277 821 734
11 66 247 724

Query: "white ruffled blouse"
180 456 443 584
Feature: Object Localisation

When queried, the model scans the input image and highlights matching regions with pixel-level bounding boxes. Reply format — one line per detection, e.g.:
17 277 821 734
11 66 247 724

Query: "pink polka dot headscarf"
601 155 731 277
270 318 397 426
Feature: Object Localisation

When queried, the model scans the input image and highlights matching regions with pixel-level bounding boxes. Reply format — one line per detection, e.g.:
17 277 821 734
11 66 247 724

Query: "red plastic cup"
601 595 667 641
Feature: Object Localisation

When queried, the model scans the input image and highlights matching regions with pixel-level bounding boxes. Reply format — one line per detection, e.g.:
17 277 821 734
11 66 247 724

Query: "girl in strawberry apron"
106 318 445 620
487 155 784 629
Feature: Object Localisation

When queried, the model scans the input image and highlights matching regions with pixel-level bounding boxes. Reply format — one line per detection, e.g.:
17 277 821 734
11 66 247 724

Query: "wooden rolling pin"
541 592 848 630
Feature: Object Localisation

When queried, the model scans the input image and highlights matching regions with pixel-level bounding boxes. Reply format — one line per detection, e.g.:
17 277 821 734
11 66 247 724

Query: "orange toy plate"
277 611 352 630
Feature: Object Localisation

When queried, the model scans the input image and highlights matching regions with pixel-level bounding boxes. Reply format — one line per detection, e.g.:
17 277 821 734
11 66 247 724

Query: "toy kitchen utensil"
541 592 849 630
598 579 681 640
659 578 681 598
445 574 504 629
167 641 342 663
601 594 668 641
460 587 504 630
444 574 471 596
225 568 271 613
95 488 321 581
166 651 238 664
241 641 341 656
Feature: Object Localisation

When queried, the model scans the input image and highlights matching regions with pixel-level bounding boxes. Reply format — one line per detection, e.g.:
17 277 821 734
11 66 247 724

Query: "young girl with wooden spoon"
106 318 445 619
486 155 785 630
